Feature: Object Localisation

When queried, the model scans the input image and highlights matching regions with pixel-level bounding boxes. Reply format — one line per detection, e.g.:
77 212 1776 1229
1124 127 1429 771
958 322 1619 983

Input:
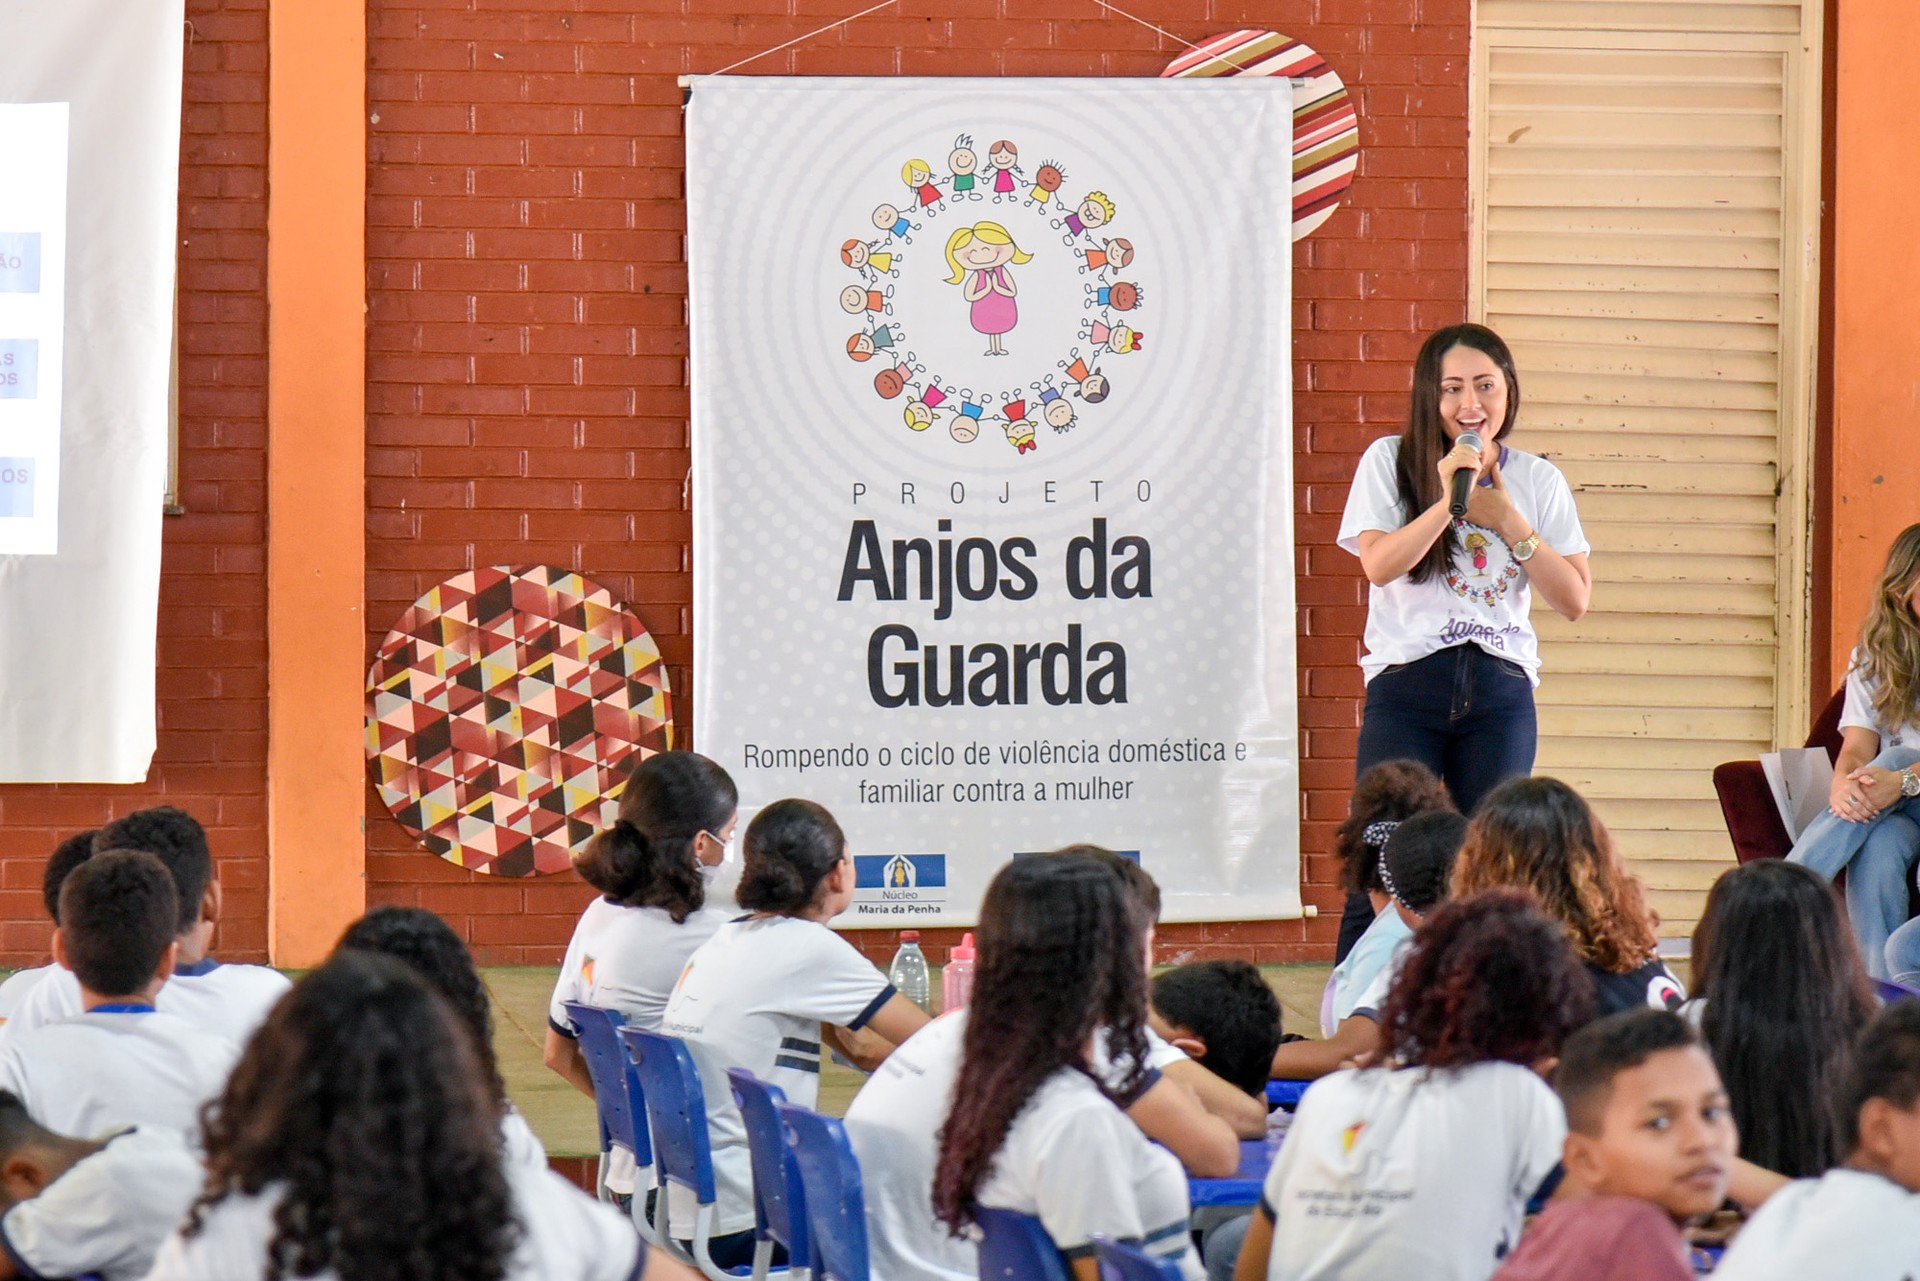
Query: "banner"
691 78 1300 924
0 2 185 779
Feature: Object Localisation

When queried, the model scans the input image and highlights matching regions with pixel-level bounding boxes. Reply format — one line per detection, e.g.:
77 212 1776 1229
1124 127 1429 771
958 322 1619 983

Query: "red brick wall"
361 0 1469 964
0 0 272 966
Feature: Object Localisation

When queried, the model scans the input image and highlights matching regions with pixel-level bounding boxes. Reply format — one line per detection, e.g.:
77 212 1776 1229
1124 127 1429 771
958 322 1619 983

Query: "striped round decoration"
1161 30 1360 241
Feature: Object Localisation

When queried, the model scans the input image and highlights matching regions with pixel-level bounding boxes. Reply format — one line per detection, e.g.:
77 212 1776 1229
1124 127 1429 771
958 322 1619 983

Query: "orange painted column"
1829 0 1920 686
265 0 367 963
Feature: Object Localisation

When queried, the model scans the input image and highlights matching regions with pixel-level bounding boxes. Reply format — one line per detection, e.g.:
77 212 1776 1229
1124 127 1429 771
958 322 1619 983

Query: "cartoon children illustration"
1028 160 1066 212
840 283 893 317
872 204 917 243
841 238 897 282
949 389 986 442
1054 191 1115 244
875 360 916 400
1059 354 1111 404
946 136 981 201
845 323 903 362
1085 281 1142 311
1001 398 1037 453
945 221 1032 357
1034 384 1076 433
1082 318 1142 353
902 159 944 211
1465 530 1490 575
986 140 1023 202
1078 237 1134 275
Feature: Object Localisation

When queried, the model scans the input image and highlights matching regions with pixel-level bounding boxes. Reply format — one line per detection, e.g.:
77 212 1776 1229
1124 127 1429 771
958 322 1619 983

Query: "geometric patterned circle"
1161 30 1361 242
365 565 673 878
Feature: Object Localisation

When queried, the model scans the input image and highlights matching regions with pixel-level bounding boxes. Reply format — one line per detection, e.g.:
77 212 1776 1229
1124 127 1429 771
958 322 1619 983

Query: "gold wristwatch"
1901 767 1920 799
1511 531 1542 562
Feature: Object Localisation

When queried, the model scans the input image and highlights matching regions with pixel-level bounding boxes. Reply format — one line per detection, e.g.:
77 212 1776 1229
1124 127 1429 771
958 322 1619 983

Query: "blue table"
1188 1134 1284 1208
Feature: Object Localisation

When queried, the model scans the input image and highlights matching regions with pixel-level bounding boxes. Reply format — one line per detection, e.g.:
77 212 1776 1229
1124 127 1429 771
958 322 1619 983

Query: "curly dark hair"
42 829 96 925
933 851 1150 1234
1692 861 1875 1177
1379 888 1592 1071
94 806 211 935
1150 959 1283 1096
736 799 845 915
1337 760 1454 896
334 906 508 1111
187 952 520 1281
576 751 736 922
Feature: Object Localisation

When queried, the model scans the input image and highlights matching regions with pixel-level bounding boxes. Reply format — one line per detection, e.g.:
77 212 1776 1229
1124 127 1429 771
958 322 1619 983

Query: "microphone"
1447 431 1484 518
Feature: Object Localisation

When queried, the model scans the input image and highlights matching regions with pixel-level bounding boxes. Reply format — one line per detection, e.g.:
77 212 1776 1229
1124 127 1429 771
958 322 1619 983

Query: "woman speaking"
1332 324 1593 959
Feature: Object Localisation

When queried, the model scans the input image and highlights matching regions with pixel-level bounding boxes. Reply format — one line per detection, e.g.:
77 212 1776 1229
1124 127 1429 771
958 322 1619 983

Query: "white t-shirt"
1842 648 1920 752
1326 907 1411 1035
502 1106 549 1171
143 1159 647 1281
0 1006 240 1147
0 1125 203 1281
661 914 894 1237
1712 1168 1920 1281
1338 436 1589 683
1346 938 1412 1023
548 895 730 1037
0 964 56 1021
976 1065 1203 1281
1260 1062 1565 1281
0 959 289 1050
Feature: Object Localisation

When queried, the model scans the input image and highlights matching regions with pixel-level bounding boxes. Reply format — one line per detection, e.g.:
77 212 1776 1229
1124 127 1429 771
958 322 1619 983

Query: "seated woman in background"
1687 860 1876 1179
146 952 691 1281
934 852 1205 1281
1787 523 1920 978
1452 776 1684 1017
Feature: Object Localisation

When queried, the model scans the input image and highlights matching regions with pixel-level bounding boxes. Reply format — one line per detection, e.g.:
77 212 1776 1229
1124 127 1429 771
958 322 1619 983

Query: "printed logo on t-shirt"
1443 519 1520 608
1340 1122 1366 1154
581 956 596 989
1647 975 1684 1010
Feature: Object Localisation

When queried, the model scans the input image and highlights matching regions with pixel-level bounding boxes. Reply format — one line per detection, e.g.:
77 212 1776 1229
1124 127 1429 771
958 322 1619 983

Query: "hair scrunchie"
1362 819 1401 851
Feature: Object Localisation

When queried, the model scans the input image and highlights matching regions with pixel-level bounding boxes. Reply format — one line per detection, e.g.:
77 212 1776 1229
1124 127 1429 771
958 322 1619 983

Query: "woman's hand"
1464 455 1526 543
1835 766 1905 820
1436 437 1482 494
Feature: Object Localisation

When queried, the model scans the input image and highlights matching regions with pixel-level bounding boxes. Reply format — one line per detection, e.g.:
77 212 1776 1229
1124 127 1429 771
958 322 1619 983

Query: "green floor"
487 964 1336 1159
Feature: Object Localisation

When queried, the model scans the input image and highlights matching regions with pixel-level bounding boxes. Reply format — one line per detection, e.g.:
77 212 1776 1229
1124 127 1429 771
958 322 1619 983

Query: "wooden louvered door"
1469 0 1822 938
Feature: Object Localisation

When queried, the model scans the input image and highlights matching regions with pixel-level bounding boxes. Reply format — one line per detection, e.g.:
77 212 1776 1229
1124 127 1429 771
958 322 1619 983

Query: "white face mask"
699 828 738 878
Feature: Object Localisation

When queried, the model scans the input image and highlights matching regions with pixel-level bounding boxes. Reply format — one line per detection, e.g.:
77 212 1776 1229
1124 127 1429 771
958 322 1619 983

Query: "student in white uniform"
0 1090 202 1281
1713 999 1920 1281
0 806 289 1048
145 951 695 1281
930 853 1206 1281
1234 889 1592 1281
0 830 95 1023
1334 323 1591 952
0 850 239 1145
662 798 929 1269
335 905 546 1169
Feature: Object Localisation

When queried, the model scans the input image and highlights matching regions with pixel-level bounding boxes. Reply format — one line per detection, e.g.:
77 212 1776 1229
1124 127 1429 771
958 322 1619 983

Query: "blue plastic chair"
775 1102 870 1281
728 1069 811 1281
1093 1236 1185 1281
973 1205 1073 1281
560 1002 658 1242
623 1026 749 1280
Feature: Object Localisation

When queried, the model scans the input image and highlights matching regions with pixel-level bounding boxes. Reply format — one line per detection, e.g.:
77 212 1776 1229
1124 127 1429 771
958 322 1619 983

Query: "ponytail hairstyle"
1393 323 1521 584
933 851 1150 1234
1336 759 1455 897
578 751 737 923
1855 522 1920 735
735 799 847 915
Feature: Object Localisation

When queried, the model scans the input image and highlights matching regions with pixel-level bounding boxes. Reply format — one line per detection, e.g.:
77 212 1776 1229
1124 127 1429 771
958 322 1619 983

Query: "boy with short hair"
1151 960 1285 1099
0 830 95 1022
1493 1009 1736 1280
0 850 239 1143
0 1089 200 1281
0 806 288 1046
1712 1000 1920 1280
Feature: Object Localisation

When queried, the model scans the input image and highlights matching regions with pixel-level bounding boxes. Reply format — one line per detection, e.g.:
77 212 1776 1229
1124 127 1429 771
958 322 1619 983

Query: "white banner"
691 78 1299 925
0 2 185 780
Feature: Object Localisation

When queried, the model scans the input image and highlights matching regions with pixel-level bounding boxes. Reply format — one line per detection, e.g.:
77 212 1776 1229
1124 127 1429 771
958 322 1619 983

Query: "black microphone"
1447 431 1484 518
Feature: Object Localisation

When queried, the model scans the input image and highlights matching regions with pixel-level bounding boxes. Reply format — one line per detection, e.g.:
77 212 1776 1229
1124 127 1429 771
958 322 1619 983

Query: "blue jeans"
1337 644 1538 959
1887 916 1920 987
1786 745 1920 980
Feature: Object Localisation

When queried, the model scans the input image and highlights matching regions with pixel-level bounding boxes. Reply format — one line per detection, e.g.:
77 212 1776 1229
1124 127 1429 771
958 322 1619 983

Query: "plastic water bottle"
942 932 976 1013
888 930 932 1012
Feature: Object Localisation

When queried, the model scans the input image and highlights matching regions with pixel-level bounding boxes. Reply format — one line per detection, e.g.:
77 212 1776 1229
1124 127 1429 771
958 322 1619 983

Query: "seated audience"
336 905 546 1169
1452 777 1684 1017
1711 999 1920 1280
1687 859 1875 1178
1270 810 1468 1080
662 798 927 1268
0 831 94 1023
1492 1010 1735 1281
0 1088 201 1281
0 806 288 1046
1331 758 1454 979
931 852 1204 1281
0 850 238 1143
1235 889 1592 1281
145 952 690 1281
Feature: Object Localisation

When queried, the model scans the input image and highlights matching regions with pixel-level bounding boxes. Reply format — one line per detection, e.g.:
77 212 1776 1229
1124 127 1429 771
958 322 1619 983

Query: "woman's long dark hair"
577 750 736 922
1337 759 1455 896
188 953 520 1281
1393 323 1521 584
1692 861 1876 1178
933 851 1150 1233
334 906 508 1111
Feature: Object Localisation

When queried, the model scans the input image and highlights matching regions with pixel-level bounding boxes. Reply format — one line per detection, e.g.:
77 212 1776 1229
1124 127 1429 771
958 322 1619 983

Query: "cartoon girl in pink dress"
987 140 1023 202
944 221 1032 357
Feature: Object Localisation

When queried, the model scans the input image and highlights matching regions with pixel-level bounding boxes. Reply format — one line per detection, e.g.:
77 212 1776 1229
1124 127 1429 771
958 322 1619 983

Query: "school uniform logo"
853 854 948 915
